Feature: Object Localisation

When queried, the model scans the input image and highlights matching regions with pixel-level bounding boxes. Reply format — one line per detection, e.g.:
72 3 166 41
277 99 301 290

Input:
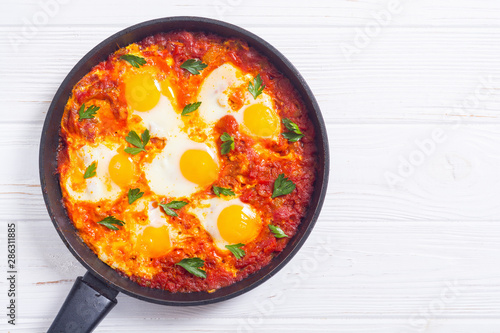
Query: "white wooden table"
3 0 500 332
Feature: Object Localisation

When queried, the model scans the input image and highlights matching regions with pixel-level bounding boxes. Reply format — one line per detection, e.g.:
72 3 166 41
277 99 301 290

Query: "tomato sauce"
58 31 317 293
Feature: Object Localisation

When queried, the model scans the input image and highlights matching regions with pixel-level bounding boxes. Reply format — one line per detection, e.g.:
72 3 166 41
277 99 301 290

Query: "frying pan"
39 16 329 332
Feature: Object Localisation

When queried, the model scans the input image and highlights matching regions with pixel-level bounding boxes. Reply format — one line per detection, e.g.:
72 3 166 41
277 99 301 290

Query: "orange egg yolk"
125 72 160 111
108 153 134 187
136 226 171 258
243 103 279 137
179 149 218 186
217 205 260 244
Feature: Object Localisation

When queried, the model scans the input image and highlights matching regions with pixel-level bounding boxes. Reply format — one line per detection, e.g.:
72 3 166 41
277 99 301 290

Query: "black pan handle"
48 271 119 333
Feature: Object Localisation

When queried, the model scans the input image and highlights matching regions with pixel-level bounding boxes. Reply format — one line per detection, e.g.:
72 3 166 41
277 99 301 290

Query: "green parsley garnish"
213 185 235 197
248 74 265 99
281 118 304 142
120 54 147 68
225 243 245 259
97 216 125 231
83 161 97 179
220 132 235 155
128 188 144 204
159 201 188 217
175 258 207 278
271 173 296 198
269 225 288 238
78 104 99 122
124 129 150 155
180 59 208 75
181 102 202 116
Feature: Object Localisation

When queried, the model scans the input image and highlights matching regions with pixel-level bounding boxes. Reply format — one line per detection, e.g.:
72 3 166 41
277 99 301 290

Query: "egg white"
196 63 246 124
133 94 183 140
64 144 122 202
144 134 219 198
99 199 185 276
196 62 279 139
188 197 259 251
132 201 184 246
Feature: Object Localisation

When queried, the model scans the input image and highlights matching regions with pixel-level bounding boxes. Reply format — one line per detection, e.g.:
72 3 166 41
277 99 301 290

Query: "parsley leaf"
220 132 235 155
124 129 149 155
78 104 100 122
281 118 304 142
98 216 125 231
282 132 304 142
175 257 207 278
128 188 144 204
83 161 97 179
125 130 143 148
269 225 288 238
180 59 208 75
225 243 245 259
120 54 147 68
248 74 265 99
213 185 235 197
181 102 202 116
271 173 296 198
159 201 188 217
124 147 144 155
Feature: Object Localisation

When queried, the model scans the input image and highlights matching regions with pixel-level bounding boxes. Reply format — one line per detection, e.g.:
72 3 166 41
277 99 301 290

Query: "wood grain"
3 0 500 332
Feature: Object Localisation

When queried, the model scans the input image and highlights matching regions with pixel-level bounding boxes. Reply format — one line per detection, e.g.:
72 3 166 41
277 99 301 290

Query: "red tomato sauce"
58 31 317 293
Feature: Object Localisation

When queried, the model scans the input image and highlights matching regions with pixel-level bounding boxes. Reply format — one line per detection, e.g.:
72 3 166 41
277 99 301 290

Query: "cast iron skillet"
40 16 329 332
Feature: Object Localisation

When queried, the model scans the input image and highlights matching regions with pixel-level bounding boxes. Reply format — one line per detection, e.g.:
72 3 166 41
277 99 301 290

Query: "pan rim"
39 16 329 306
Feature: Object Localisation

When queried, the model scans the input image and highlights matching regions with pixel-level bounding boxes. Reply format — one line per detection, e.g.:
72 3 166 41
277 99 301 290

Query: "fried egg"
133 202 180 258
197 63 280 139
64 144 135 202
125 70 183 139
188 197 262 251
124 68 221 198
57 32 317 293
144 135 219 198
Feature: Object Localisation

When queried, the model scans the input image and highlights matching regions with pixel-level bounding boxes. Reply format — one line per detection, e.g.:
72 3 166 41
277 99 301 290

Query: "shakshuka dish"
57 31 317 292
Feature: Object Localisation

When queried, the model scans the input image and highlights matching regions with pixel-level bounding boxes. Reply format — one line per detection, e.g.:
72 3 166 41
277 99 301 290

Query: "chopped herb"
269 225 288 238
220 132 235 155
181 102 202 116
78 104 100 121
159 201 188 217
271 173 296 198
83 161 97 179
128 188 144 204
124 129 150 155
120 54 147 68
248 74 265 99
175 257 207 278
180 59 208 75
225 243 245 259
281 118 304 142
213 185 235 197
98 216 125 231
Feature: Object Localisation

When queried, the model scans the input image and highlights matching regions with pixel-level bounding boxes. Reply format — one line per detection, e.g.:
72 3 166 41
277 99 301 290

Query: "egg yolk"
217 205 259 244
125 72 160 111
179 149 218 186
136 226 171 258
160 79 177 107
108 153 134 187
243 103 279 137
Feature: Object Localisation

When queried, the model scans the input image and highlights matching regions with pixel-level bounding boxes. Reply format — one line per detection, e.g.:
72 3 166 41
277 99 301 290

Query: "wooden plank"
6 220 500 332
4 1 500 332
3 26 500 124
4 0 500 27
4 123 500 221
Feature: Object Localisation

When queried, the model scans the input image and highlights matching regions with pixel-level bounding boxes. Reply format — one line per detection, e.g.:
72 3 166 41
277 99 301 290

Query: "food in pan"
57 31 317 292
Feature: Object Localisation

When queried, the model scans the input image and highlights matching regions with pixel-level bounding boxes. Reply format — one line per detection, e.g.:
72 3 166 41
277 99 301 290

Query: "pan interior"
40 16 329 305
